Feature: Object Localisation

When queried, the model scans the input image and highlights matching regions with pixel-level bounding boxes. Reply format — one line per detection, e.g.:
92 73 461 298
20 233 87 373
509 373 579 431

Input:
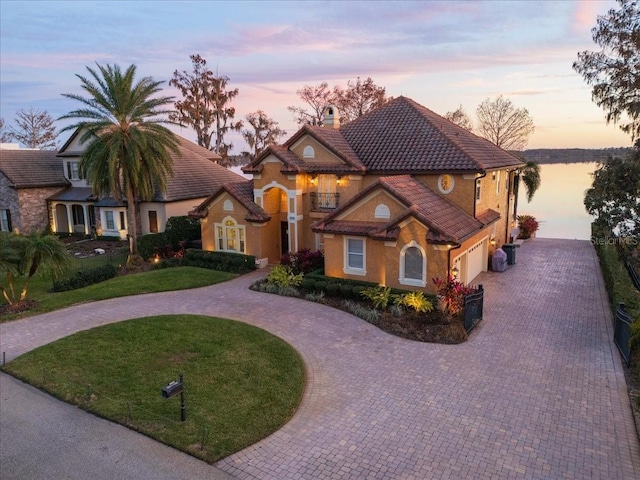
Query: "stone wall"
17 187 64 233
0 173 20 231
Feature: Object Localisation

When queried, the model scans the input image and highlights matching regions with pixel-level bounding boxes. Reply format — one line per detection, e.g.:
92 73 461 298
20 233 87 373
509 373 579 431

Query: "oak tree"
170 54 242 158
476 95 535 151
242 110 286 158
573 0 640 141
288 82 334 126
444 105 474 131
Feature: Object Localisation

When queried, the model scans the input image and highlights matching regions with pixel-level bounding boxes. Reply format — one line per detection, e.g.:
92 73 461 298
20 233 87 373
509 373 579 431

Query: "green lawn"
2 315 306 463
1 266 236 322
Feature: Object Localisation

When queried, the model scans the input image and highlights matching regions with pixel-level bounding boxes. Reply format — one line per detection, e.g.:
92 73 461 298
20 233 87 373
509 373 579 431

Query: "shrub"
314 281 328 292
340 284 354 298
390 303 405 317
181 249 256 273
433 276 476 316
300 279 316 290
360 285 397 311
281 248 324 274
326 283 342 297
165 216 201 248
53 264 118 292
138 233 169 260
517 215 539 239
343 300 381 324
266 265 303 288
399 291 434 313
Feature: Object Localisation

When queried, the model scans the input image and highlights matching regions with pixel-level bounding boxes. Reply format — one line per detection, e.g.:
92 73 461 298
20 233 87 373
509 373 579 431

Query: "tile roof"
0 149 69 188
190 179 271 223
313 175 493 244
340 96 524 173
48 187 95 202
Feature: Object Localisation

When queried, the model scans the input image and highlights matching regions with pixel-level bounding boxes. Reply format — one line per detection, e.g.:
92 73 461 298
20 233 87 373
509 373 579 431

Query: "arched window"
214 217 246 253
303 145 315 158
399 242 426 287
374 204 391 219
223 199 233 211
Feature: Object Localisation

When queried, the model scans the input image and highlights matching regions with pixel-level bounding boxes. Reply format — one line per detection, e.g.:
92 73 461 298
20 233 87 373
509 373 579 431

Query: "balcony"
310 192 340 211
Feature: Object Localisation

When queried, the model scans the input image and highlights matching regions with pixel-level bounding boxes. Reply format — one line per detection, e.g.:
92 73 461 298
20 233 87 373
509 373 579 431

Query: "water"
517 162 596 240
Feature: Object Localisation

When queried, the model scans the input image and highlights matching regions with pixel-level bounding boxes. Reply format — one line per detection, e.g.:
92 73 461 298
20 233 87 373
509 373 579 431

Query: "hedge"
182 249 256 274
52 264 119 292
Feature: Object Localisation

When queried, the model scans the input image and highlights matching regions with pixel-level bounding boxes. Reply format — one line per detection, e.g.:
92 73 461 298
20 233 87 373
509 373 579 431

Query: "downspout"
505 168 514 242
447 242 462 279
473 170 487 219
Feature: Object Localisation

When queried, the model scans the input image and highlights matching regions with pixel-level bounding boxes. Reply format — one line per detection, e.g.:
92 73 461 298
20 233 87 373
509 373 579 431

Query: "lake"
517 162 596 241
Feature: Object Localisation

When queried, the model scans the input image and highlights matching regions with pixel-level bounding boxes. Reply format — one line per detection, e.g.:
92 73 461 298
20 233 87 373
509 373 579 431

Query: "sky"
0 0 633 152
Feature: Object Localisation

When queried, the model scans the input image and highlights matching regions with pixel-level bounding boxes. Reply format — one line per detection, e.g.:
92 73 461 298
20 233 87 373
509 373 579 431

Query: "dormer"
323 105 340 129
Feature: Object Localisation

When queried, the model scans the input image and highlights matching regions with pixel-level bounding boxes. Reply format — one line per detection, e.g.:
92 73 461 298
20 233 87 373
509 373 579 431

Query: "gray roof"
0 149 68 188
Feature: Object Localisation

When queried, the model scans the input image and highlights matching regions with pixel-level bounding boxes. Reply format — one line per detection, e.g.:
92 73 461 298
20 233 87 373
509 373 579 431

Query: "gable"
290 135 345 166
333 189 406 223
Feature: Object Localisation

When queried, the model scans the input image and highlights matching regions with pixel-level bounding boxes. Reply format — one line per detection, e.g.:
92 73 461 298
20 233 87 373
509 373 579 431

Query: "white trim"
399 241 427 287
374 204 391 219
344 236 366 276
214 216 246 254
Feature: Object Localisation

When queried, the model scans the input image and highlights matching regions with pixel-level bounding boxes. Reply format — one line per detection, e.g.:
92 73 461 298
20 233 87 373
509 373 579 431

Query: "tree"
288 82 334 126
59 63 180 263
444 104 474 131
333 77 389 123
475 95 535 151
520 160 541 202
170 54 242 158
584 147 640 237
288 77 390 126
0 231 70 305
573 0 640 141
6 108 58 149
242 110 286 158
0 118 12 143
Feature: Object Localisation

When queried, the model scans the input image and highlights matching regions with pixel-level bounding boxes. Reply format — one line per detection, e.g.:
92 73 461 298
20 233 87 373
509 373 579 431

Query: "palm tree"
59 63 180 264
0 232 70 305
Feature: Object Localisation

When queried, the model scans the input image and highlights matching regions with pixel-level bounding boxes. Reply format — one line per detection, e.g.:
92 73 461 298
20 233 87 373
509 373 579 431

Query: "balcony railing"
310 192 340 211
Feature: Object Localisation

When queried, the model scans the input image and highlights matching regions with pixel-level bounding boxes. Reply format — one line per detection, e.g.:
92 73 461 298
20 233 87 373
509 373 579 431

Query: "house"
191 97 525 293
0 143 69 233
49 129 246 239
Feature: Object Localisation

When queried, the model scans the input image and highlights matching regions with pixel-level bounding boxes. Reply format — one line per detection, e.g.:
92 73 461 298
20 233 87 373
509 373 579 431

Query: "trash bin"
502 243 517 265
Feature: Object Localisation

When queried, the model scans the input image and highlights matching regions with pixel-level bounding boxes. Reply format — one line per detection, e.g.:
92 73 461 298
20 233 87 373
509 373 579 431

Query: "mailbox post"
161 373 186 423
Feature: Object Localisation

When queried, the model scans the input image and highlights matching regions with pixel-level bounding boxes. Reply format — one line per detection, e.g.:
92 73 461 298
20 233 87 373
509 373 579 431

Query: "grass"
2 315 306 463
1 266 236 322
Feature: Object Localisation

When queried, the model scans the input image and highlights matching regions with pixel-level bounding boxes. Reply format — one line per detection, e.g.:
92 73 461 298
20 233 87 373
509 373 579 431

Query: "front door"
280 221 289 255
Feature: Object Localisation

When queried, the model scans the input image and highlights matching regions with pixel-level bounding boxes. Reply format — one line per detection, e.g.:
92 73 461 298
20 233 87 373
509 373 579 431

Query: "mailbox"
161 380 183 399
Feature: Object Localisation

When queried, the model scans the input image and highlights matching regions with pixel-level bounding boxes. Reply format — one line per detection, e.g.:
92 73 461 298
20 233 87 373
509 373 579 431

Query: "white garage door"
467 238 487 283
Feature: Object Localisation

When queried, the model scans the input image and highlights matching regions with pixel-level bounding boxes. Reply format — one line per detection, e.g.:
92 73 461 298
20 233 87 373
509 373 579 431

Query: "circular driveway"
1 239 639 479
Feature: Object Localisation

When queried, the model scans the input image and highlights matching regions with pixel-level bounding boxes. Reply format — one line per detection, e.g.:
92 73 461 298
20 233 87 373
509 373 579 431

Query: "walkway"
1 239 639 479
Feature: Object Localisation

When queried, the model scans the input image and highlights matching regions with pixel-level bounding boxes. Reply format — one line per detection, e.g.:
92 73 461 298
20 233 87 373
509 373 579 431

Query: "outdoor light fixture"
310 175 317 185
452 266 460 279
337 176 343 186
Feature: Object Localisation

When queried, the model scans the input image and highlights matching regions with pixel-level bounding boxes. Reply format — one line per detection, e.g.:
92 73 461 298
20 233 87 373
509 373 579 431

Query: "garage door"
467 238 487 283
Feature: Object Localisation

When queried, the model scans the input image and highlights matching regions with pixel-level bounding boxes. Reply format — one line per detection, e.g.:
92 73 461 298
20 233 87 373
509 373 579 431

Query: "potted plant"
517 215 539 240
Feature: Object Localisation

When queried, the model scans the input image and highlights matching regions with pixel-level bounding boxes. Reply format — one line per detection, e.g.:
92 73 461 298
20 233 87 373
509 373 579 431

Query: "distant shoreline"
515 147 632 164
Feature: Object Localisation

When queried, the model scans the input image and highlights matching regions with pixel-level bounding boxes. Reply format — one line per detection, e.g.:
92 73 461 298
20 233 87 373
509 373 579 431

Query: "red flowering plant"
517 215 539 239
433 276 476 316
281 248 324 274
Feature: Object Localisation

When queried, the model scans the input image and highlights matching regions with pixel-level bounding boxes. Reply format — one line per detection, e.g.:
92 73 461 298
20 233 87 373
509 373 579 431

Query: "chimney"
323 105 340 129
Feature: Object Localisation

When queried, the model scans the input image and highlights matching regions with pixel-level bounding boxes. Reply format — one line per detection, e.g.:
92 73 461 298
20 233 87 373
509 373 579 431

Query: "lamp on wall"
310 174 317 186
336 175 343 186
452 266 460 279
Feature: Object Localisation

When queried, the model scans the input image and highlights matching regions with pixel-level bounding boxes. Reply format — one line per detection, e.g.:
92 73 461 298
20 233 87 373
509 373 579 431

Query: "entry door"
280 221 289 255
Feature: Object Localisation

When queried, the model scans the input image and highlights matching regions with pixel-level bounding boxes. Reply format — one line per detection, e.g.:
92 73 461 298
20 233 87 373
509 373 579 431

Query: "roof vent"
323 105 340 129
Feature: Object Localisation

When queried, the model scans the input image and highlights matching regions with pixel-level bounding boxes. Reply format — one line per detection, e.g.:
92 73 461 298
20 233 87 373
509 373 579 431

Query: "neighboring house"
0 143 69 234
49 129 246 239
191 97 525 292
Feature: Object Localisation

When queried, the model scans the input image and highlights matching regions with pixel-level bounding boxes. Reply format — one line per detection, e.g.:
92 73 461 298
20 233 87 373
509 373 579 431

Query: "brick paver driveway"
1 238 639 479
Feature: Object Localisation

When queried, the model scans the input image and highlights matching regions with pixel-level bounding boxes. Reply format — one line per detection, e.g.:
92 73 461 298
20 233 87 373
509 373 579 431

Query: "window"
149 211 158 233
438 174 455 194
496 171 501 194
105 211 115 230
303 145 315 158
67 161 82 180
0 209 11 232
119 212 126 230
475 182 481 202
71 205 85 226
215 217 246 253
223 199 233 211
344 237 365 275
400 242 426 287
318 174 337 209
374 204 391 219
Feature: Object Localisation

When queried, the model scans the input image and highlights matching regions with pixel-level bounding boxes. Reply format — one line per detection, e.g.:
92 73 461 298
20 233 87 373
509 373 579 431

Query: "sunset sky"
0 0 632 151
